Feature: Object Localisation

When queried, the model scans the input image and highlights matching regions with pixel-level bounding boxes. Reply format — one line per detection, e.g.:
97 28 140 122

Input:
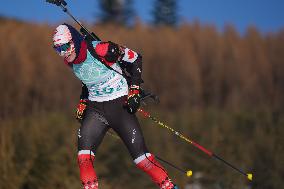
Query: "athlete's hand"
126 85 141 114
76 99 88 120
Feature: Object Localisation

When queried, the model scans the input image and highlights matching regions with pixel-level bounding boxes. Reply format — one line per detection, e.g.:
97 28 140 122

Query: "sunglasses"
53 42 71 53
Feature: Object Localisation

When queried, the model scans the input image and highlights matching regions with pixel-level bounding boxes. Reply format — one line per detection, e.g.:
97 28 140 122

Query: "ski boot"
159 177 179 189
83 180 98 189
172 185 179 189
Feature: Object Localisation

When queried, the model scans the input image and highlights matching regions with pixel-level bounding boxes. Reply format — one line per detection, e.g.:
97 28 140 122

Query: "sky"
0 0 284 34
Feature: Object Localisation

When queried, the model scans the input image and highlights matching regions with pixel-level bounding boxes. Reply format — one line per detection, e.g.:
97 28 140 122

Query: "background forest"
0 0 284 189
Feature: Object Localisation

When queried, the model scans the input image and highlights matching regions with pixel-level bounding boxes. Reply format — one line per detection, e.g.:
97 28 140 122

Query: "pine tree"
153 0 178 26
98 0 134 26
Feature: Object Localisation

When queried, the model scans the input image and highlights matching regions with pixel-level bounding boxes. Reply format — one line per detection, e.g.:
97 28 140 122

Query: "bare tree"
98 0 134 26
153 0 178 26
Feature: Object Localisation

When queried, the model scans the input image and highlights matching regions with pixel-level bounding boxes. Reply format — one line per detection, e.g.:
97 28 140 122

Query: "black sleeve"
80 83 89 100
122 54 143 86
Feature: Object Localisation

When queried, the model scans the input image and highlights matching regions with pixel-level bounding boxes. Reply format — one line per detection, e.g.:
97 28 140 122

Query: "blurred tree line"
98 0 178 26
0 11 283 189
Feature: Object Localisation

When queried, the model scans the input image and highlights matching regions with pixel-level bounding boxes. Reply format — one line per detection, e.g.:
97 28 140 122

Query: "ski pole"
138 108 253 181
106 130 192 177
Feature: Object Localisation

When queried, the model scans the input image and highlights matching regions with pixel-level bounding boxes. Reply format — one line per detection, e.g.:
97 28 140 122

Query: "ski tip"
186 170 193 177
247 173 253 181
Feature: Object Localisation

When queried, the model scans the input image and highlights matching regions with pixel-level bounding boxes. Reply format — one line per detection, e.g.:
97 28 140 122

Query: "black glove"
75 99 88 120
126 85 141 114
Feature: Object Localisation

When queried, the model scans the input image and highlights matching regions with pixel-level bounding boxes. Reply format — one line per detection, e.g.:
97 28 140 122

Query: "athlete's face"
53 40 76 62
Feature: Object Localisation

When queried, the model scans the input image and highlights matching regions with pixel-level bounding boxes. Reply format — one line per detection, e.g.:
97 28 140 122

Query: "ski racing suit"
63 24 176 189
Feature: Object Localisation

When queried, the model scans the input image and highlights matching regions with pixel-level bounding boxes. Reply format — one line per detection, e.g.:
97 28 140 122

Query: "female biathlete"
52 23 178 189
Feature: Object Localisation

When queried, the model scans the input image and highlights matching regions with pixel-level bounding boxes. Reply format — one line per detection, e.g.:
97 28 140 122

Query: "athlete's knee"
78 150 98 189
77 130 98 154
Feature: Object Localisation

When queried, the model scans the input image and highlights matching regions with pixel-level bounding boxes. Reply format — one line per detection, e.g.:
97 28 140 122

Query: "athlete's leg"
134 154 177 189
105 97 177 189
78 102 109 189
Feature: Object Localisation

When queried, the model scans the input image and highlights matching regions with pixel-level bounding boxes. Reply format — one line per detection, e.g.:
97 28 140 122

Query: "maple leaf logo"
128 50 135 60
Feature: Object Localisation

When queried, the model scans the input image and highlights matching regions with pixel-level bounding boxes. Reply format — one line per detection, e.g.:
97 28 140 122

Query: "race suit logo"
122 48 138 63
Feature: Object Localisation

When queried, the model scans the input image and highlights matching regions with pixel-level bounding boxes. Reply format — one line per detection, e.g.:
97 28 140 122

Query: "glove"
126 85 141 114
76 99 88 120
